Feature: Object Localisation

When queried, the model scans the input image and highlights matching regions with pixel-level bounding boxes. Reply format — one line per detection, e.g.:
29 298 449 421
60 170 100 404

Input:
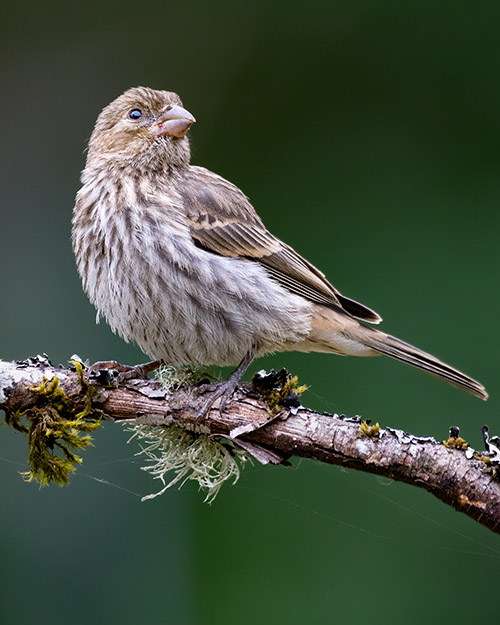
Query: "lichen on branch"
3 361 101 486
1 357 499 534
128 424 250 503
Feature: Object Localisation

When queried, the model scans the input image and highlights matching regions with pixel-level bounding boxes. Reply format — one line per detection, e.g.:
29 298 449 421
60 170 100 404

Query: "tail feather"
337 293 383 325
358 327 488 401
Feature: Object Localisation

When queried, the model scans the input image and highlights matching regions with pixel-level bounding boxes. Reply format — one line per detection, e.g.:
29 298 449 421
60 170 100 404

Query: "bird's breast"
73 174 313 366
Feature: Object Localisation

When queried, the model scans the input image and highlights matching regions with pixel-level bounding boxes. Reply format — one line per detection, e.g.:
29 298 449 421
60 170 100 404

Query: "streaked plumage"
72 86 487 402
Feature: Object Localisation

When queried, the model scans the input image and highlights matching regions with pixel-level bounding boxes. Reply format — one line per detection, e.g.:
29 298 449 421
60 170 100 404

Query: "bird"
72 86 488 412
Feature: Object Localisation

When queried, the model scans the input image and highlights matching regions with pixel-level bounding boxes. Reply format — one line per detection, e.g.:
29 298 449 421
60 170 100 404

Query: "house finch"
72 86 487 409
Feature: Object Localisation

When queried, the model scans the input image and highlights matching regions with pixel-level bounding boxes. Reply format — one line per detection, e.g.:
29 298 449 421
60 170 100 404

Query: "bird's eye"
128 109 143 120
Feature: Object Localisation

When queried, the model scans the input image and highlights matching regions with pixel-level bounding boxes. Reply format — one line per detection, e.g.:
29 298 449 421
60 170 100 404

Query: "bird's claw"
194 350 255 420
195 378 239 420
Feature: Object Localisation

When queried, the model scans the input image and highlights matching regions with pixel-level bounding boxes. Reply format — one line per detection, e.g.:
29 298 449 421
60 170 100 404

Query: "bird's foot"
87 359 164 384
194 351 255 420
195 375 242 420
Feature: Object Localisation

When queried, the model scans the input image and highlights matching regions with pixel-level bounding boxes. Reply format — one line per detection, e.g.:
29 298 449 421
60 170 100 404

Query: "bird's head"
86 86 196 172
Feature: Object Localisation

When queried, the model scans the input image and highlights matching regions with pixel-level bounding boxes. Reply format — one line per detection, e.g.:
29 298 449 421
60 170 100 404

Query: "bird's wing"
177 166 382 324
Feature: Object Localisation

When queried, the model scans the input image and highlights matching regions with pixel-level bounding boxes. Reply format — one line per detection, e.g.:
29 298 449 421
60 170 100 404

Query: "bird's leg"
196 350 255 418
87 359 164 383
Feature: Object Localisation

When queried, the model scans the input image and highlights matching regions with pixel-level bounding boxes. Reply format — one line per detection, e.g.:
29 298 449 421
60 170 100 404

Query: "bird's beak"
155 104 196 139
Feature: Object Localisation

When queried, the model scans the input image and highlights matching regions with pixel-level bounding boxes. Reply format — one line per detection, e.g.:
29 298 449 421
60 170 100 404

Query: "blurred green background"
1 1 499 623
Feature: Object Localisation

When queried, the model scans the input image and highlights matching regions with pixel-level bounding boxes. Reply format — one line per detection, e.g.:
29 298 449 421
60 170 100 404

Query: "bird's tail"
354 325 488 400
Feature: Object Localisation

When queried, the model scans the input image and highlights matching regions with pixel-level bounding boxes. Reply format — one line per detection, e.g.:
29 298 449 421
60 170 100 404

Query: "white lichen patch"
0 359 61 404
354 438 371 458
128 425 251 503
154 364 213 393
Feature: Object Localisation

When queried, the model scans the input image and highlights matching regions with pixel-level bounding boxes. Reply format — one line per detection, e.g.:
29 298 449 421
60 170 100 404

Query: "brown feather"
73 86 487 403
352 325 488 400
177 166 382 324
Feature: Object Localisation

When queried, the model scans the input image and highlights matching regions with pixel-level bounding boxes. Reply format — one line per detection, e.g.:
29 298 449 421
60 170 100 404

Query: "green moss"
477 453 500 479
359 420 381 438
4 361 101 486
251 368 308 415
443 435 469 451
4 409 30 434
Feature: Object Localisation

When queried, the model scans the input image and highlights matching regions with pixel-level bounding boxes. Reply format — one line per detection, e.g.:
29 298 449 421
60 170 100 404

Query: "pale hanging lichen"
128 366 309 502
128 364 250 503
128 425 251 503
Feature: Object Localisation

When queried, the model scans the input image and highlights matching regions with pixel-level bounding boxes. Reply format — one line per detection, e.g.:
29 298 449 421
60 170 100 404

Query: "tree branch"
1 357 499 533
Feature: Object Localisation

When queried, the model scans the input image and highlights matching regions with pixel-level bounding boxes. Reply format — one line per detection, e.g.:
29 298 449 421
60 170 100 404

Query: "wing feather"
176 166 382 324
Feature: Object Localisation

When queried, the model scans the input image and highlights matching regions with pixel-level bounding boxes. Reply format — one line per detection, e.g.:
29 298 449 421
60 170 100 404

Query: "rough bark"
1 357 499 534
